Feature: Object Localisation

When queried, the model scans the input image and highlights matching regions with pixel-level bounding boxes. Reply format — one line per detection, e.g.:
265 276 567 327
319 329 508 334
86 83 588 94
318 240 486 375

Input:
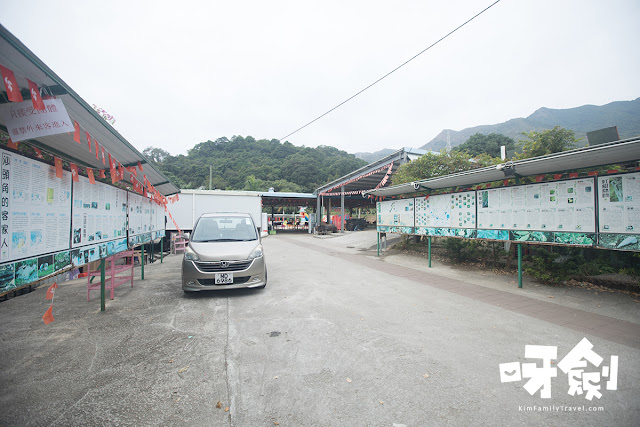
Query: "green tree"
143 146 171 163
392 151 500 185
455 133 515 157
516 126 579 159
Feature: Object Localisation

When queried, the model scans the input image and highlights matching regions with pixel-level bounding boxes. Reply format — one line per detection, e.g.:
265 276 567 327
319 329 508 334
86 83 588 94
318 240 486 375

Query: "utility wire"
280 0 501 141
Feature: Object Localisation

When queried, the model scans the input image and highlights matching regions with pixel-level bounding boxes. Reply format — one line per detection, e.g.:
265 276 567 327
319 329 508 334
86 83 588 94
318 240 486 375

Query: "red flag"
607 170 618 174
27 79 45 110
588 171 598 176
7 138 18 150
73 121 81 143
70 163 79 182
137 161 143 171
569 172 579 178
45 282 58 299
503 179 509 186
42 305 54 325
101 146 106 165
94 140 99 160
126 166 137 177
34 147 44 159
0 64 23 102
109 153 117 184
54 157 64 179
99 169 106 179
86 132 92 152
87 168 96 184
118 163 124 180
535 175 544 182
554 174 562 180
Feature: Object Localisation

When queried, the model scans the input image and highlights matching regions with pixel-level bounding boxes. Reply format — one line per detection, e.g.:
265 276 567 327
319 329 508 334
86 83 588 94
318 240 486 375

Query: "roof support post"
341 186 345 233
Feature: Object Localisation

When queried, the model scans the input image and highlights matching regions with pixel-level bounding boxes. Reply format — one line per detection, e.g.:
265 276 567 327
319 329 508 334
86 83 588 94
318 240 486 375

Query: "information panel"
0 148 72 262
598 172 640 234
128 192 152 245
415 191 476 229
71 176 127 248
377 199 414 227
477 178 596 233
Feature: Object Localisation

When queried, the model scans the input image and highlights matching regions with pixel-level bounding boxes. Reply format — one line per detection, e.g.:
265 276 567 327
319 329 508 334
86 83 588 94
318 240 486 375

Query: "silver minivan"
181 213 267 292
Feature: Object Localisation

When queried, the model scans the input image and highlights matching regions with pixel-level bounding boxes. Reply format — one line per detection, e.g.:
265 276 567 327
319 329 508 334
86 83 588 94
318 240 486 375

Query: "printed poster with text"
598 172 640 234
377 199 414 227
128 192 152 237
415 191 476 229
71 176 127 248
0 148 71 262
477 178 595 232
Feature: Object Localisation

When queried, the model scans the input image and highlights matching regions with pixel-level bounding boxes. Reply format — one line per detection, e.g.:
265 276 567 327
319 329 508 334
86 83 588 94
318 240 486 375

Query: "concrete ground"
0 230 639 426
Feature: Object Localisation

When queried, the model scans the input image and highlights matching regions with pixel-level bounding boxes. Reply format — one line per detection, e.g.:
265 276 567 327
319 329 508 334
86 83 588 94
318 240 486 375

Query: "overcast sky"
2 0 639 156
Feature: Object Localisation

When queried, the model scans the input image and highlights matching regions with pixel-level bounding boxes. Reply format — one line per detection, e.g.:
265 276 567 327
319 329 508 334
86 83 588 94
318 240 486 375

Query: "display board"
377 199 414 227
128 192 152 246
477 178 596 233
598 172 640 250
0 148 72 262
415 191 476 229
71 176 127 248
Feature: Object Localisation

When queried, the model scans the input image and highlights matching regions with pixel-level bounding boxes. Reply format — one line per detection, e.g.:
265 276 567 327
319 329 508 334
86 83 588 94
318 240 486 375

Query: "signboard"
377 199 414 227
477 178 596 233
128 192 152 246
71 176 127 248
598 172 640 250
0 148 72 262
0 99 75 142
415 191 476 229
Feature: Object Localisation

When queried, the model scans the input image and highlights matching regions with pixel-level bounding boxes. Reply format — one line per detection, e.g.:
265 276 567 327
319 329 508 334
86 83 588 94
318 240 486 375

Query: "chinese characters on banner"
0 99 74 143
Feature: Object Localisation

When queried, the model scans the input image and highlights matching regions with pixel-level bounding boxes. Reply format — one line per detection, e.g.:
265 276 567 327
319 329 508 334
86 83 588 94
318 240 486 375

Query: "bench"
87 250 134 301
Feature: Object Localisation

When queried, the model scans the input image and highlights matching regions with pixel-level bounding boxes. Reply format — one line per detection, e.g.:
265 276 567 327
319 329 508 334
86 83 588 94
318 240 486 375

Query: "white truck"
165 190 264 235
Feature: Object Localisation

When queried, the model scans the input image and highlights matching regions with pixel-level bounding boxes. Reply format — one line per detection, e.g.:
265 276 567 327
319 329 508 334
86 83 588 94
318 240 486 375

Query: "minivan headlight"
184 246 200 262
248 245 263 260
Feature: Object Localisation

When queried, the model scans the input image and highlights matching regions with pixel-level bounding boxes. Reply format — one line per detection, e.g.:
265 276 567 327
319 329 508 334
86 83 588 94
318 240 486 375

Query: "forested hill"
143 136 367 193
422 97 640 152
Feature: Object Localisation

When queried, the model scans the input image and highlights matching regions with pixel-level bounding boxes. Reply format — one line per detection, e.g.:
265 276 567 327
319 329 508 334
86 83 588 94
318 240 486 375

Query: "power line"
280 0 501 141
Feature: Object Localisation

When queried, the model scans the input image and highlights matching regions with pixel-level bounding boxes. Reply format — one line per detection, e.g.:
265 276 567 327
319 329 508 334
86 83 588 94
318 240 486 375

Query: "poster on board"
477 178 595 233
377 199 414 227
71 176 127 248
598 172 640 234
0 148 72 262
415 191 476 229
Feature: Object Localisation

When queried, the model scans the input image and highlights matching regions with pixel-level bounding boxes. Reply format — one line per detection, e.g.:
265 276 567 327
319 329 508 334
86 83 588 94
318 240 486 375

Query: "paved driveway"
1 231 639 426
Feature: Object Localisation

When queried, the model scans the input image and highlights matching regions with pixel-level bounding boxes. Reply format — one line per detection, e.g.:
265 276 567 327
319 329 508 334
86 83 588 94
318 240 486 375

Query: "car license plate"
215 273 233 284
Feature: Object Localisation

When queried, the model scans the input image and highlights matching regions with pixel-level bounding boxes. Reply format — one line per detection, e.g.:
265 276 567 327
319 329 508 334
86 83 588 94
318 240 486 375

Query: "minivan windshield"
191 216 257 242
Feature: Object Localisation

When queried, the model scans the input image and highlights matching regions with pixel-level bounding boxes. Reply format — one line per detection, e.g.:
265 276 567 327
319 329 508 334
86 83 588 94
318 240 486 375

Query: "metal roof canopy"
365 137 640 198
0 24 179 196
261 192 317 207
315 147 428 197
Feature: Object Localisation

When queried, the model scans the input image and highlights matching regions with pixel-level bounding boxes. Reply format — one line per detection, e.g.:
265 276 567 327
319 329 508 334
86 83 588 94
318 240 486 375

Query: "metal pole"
341 186 345 233
141 245 145 280
161 237 164 263
377 232 380 257
428 236 432 268
518 243 522 288
209 165 212 190
100 259 105 312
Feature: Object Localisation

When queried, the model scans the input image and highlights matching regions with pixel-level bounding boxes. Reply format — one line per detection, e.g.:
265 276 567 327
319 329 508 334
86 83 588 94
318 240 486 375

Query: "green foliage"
392 150 500 185
516 126 579 159
442 238 484 262
524 246 615 284
454 133 515 157
144 136 367 192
